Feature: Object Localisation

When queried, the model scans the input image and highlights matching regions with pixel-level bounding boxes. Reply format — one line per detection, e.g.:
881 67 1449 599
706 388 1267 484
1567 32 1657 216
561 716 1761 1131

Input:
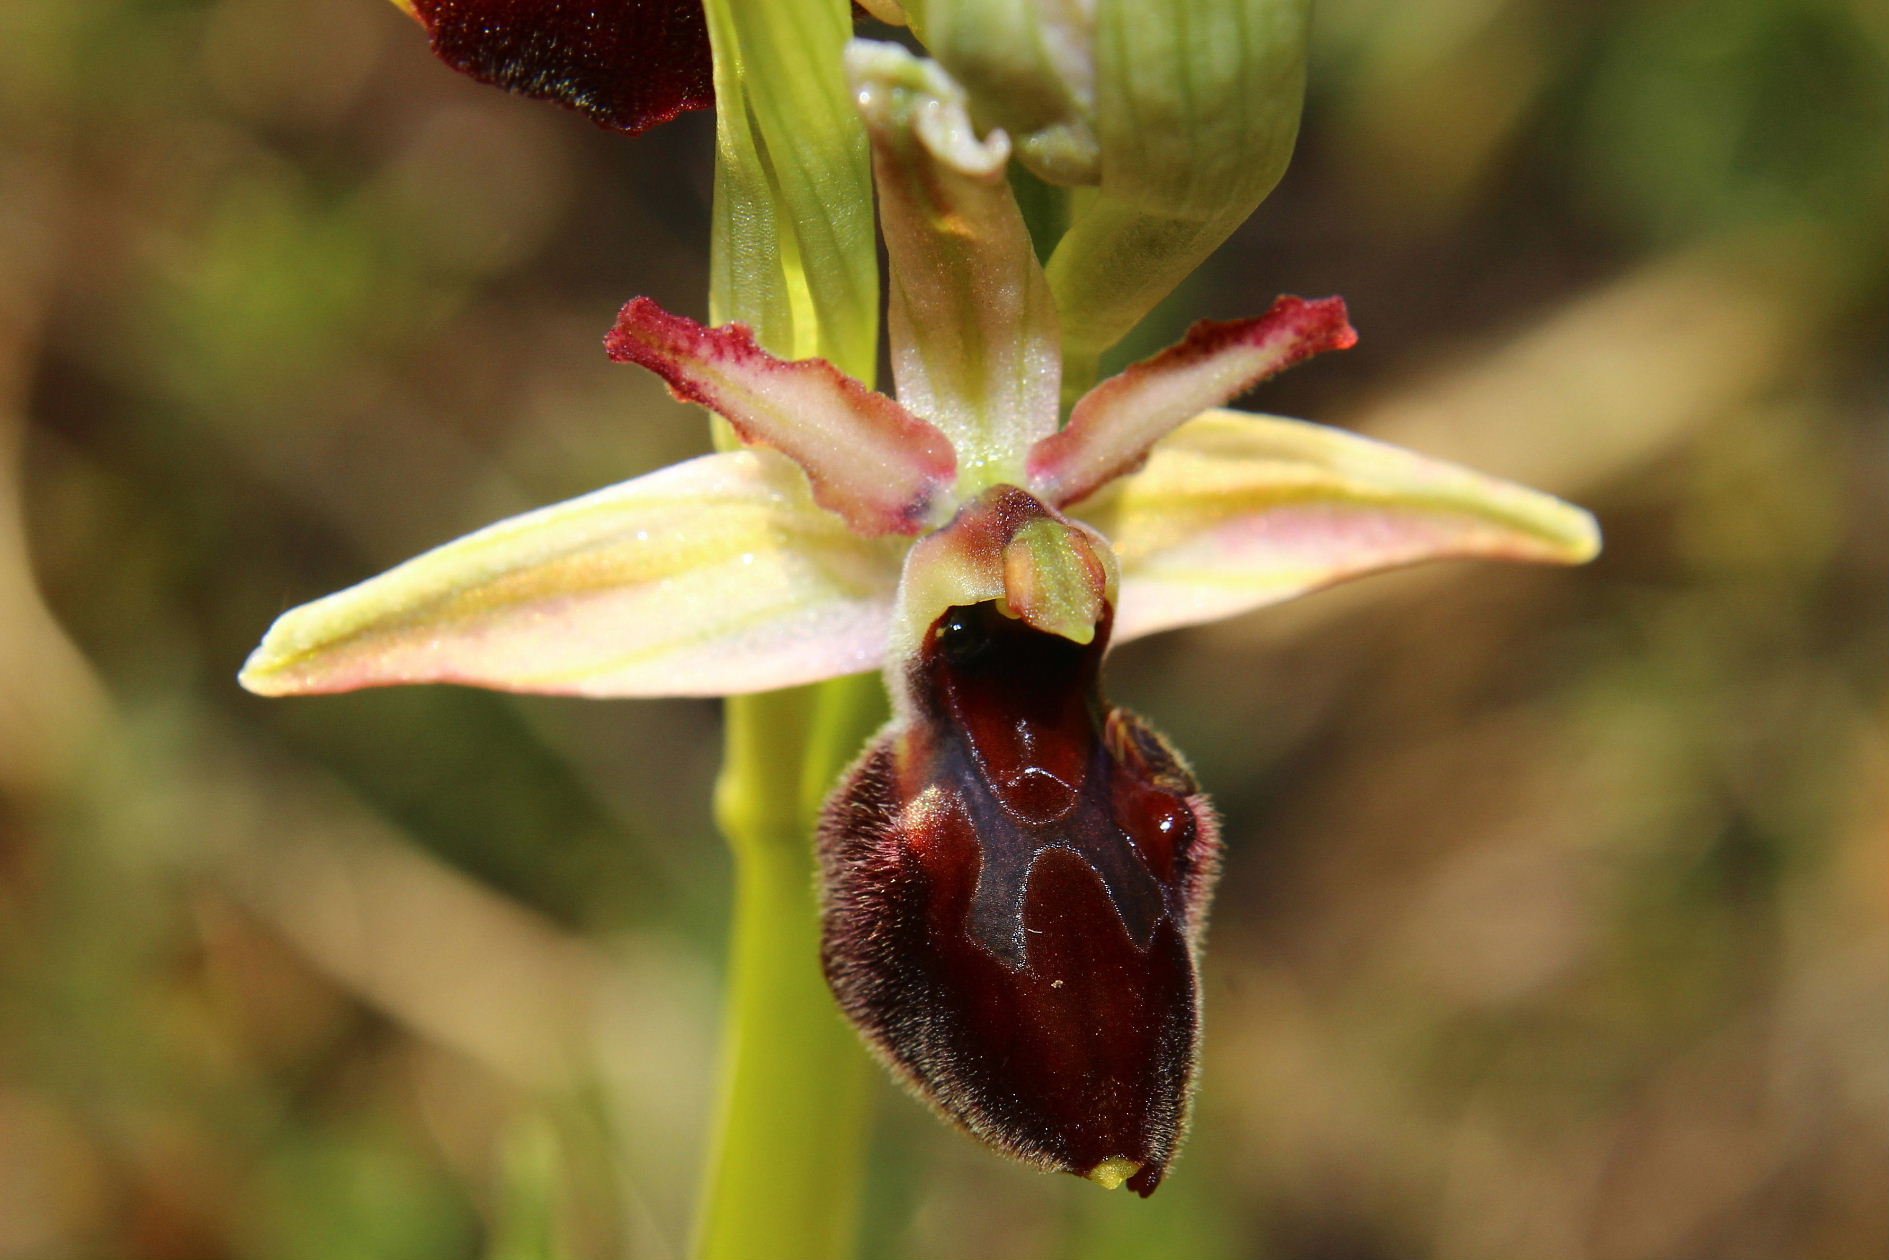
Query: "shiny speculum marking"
924 602 1177 966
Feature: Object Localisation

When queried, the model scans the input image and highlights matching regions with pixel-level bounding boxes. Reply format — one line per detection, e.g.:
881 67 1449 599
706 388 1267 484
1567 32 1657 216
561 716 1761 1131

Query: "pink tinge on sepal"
406 0 713 135
237 450 905 700
607 298 957 536
1028 295 1358 508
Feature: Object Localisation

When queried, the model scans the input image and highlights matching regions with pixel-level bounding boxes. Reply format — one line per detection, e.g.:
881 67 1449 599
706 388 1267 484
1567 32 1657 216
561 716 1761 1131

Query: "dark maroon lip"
819 598 1221 1194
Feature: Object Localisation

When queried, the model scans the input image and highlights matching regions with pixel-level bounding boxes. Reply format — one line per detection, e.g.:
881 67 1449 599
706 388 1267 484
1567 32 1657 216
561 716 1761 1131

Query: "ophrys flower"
241 45 1597 1193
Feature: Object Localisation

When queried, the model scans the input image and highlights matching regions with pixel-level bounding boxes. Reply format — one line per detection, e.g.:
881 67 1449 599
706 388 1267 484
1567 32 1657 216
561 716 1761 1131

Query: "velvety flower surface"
242 45 1598 1192
390 0 713 133
819 488 1219 1195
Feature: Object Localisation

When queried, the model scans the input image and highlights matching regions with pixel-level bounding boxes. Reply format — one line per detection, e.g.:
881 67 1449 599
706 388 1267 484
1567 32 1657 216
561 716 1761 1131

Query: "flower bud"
819 486 1220 1194
907 0 1314 362
900 0 1102 185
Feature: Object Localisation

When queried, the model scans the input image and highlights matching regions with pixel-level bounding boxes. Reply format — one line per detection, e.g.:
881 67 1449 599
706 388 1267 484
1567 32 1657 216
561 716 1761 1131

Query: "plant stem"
693 0 880 1249
694 678 886 1260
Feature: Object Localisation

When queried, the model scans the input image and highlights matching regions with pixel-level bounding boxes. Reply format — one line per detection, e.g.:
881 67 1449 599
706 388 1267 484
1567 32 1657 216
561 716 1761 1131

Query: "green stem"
694 677 886 1260
692 0 881 1249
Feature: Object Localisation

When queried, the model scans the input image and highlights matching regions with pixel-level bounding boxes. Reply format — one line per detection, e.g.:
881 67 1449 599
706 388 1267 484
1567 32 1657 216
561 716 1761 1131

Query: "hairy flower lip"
821 591 1219 1197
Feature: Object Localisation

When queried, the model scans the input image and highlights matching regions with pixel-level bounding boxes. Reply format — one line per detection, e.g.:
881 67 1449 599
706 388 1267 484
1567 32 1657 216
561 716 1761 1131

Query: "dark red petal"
820 601 1220 1194
405 0 713 135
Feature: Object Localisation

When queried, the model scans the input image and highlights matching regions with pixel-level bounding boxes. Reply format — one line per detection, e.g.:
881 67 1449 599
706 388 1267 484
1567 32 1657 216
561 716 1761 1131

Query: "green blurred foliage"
0 0 1883 1257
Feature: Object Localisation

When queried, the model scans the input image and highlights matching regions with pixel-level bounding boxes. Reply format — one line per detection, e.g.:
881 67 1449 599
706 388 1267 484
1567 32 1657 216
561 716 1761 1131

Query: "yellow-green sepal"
240 451 905 698
1071 409 1601 643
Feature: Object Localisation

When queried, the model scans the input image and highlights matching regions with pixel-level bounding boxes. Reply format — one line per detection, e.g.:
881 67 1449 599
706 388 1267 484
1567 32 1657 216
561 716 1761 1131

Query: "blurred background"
2 0 1885 1256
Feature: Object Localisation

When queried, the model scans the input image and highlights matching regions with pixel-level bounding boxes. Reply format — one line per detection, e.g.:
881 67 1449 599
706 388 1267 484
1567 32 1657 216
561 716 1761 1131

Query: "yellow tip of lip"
1086 1158 1141 1190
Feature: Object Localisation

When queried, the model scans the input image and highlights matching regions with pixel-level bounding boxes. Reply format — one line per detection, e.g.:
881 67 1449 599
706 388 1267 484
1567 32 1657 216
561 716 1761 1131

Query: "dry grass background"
1 0 1884 1256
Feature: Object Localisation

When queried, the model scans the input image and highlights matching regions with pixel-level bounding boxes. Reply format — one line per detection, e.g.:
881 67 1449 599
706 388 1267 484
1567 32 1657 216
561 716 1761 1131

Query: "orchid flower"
241 46 1596 1195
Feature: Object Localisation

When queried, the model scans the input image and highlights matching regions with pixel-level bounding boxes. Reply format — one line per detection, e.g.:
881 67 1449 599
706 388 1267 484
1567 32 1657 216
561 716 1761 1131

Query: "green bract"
703 0 877 373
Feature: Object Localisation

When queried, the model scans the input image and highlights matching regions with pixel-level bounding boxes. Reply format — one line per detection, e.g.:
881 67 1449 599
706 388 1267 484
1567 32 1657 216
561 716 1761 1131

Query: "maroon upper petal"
404 0 713 135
